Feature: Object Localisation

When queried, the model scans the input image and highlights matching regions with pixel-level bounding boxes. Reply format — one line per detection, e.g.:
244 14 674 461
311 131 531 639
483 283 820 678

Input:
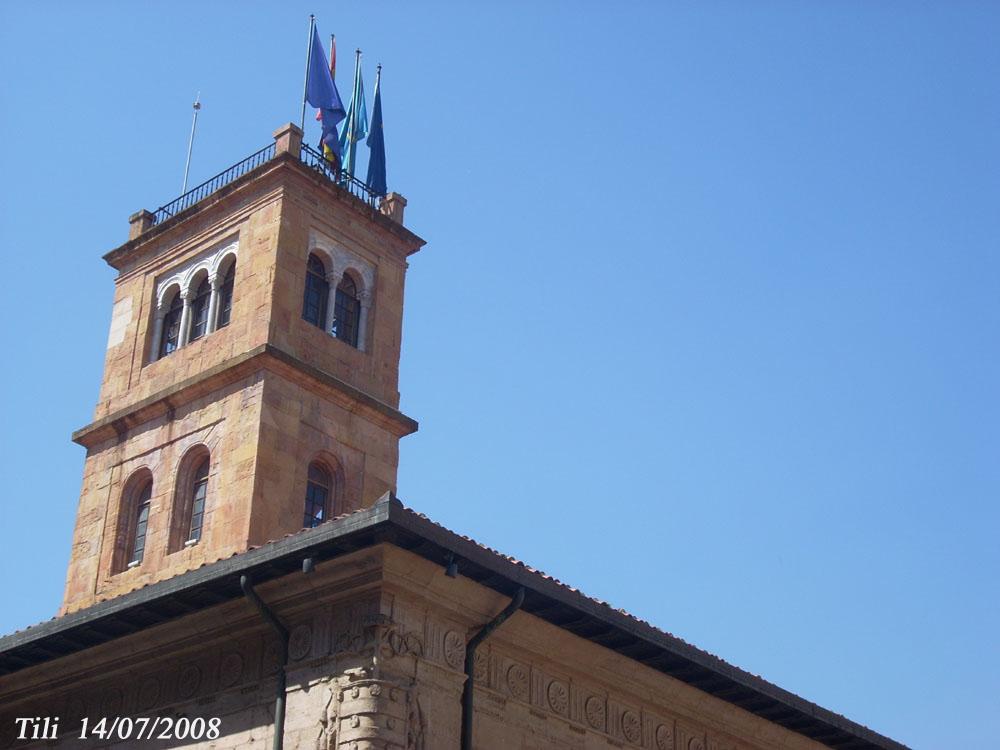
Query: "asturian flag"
338 51 369 179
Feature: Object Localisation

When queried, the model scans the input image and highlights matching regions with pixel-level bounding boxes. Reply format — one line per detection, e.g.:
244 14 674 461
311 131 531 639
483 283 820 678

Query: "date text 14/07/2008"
14 716 223 742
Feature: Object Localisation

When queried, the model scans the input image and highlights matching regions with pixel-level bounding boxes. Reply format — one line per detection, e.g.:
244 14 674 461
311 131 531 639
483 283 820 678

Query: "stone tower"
62 124 425 614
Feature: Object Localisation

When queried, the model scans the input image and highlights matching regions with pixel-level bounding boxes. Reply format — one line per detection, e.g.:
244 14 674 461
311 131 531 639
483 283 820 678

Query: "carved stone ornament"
473 651 489 683
443 630 465 670
656 723 675 750
289 623 313 660
585 695 606 730
219 652 244 687
622 710 642 743
177 665 202 698
138 676 160 709
546 680 569 715
315 681 340 750
506 663 530 701
101 688 123 715
689 738 705 750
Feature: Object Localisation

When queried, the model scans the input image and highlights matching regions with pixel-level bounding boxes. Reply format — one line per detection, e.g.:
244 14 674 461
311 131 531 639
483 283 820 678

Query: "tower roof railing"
151 141 383 227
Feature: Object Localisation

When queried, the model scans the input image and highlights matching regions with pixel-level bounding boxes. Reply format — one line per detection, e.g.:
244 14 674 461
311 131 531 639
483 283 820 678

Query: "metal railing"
300 144 383 209
149 140 383 227
151 143 276 225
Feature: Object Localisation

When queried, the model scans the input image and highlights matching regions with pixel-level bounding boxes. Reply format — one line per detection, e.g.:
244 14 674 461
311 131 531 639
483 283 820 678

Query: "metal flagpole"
181 93 201 193
300 14 316 132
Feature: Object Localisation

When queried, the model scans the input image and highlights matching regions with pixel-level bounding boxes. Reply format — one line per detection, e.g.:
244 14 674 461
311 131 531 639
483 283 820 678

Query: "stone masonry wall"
19 544 829 749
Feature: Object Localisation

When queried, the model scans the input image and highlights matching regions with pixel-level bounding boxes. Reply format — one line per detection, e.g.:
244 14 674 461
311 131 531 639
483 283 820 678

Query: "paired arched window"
187 276 212 342
159 290 183 358
304 461 334 528
333 274 361 347
302 254 330 328
301 253 368 350
216 261 235 330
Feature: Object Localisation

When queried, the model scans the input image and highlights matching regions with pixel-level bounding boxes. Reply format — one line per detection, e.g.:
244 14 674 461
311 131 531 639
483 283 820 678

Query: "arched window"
333 273 361 347
304 462 332 528
159 291 183 358
128 480 152 566
187 457 210 543
215 261 235 329
187 276 212 342
302 254 329 329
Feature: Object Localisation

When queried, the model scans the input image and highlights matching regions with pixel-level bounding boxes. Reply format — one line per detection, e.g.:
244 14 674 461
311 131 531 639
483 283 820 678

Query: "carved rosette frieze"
656 721 676 750
177 664 201 699
505 663 530 701
621 709 642 743
546 680 569 716
219 652 244 687
442 630 465 670
137 676 161 709
290 623 314 660
585 695 607 731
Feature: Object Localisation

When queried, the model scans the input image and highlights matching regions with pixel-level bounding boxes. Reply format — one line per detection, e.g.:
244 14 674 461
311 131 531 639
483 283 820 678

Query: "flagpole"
181 93 201 193
300 14 316 133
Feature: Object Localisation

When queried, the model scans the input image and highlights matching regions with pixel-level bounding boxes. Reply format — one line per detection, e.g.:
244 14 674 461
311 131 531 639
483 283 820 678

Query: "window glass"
129 482 153 565
304 462 332 528
159 292 183 358
333 274 360 347
188 277 211 342
216 262 235 329
302 255 329 328
187 458 210 543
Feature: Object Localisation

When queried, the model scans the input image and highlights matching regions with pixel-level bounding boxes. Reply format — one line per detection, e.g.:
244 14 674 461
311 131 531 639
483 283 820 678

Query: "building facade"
0 125 906 750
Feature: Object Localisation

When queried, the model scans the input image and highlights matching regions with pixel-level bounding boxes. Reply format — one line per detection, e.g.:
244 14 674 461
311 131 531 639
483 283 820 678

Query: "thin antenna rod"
181 92 201 193
300 14 316 132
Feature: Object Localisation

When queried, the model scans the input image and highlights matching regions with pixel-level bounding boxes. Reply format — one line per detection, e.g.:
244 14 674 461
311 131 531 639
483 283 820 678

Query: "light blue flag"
366 66 387 196
339 52 369 179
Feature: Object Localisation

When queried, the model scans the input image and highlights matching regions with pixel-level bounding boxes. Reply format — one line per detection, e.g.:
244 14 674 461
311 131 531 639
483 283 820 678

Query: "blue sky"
1 3 998 747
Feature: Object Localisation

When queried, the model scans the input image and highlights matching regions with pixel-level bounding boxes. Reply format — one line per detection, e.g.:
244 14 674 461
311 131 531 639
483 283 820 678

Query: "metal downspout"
461 588 525 750
241 574 289 750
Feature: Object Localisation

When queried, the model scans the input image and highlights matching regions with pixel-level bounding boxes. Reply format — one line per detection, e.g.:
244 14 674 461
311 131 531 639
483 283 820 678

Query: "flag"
339 51 369 179
366 66 387 196
305 25 346 167
315 35 339 166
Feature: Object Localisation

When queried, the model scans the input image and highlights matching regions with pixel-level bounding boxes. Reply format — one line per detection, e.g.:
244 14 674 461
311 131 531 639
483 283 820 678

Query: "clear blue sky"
1 3 997 747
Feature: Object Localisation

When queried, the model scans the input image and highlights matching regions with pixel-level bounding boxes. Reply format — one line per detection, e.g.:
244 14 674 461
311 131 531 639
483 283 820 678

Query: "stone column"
149 307 166 362
206 273 221 334
357 289 373 352
178 288 193 346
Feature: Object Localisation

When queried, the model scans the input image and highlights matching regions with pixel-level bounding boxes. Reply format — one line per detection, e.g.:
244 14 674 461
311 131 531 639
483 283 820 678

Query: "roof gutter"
461 587 525 750
240 574 289 750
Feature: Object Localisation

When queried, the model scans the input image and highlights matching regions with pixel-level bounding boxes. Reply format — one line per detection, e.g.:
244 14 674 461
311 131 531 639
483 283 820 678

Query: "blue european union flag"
305 25 346 161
